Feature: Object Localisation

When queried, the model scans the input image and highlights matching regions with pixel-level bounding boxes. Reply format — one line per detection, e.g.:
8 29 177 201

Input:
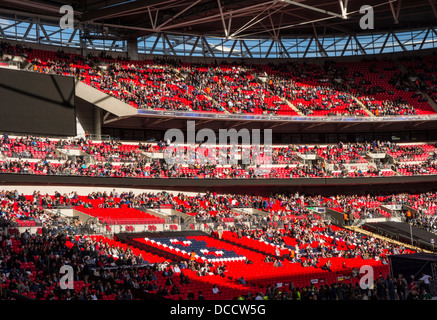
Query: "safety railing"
137 108 437 123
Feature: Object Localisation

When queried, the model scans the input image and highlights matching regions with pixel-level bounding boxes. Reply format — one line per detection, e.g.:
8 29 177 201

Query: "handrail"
137 108 437 123
3 289 34 300
2 169 437 180
361 224 436 252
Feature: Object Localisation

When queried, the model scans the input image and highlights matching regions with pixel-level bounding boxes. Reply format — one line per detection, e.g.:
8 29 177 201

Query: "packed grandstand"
1 0 437 305
2 134 437 178
1 41 435 117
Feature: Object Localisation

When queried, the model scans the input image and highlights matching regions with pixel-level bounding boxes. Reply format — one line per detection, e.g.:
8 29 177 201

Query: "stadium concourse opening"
2 0 437 311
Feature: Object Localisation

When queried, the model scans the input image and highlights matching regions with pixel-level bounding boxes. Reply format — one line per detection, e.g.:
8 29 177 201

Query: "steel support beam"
240 40 253 58
217 0 229 38
22 22 34 40
341 35 351 56
149 33 161 54
303 37 313 58
428 0 437 19
158 1 278 31
339 0 349 19
80 0 169 22
1 0 68 15
201 37 216 57
162 33 177 55
227 12 233 38
229 2 283 38
379 32 391 54
392 32 406 51
1 19 26 32
264 39 275 58
312 23 328 57
226 39 237 58
419 28 431 50
67 28 78 45
156 0 203 30
280 0 345 19
147 7 158 30
38 23 51 43
189 36 201 56
388 0 402 24
353 35 366 55
236 1 392 38
277 38 291 58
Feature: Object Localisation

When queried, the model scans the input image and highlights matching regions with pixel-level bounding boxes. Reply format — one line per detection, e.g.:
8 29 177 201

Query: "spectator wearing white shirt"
419 273 432 293
173 265 181 273
255 293 264 300
212 284 220 294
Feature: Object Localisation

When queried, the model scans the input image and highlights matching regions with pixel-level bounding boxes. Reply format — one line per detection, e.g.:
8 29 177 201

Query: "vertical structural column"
79 28 87 58
94 106 101 140
127 39 139 60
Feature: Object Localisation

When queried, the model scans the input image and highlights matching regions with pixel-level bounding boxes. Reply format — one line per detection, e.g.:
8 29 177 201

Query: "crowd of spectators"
361 98 418 116
3 171 437 228
230 213 411 266
2 186 437 300
330 59 434 116
1 228 432 301
2 134 437 179
3 41 435 117
0 232 161 300
12 188 437 225
407 192 437 235
394 160 437 175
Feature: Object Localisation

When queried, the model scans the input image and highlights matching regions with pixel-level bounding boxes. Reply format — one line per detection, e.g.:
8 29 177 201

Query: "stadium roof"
0 0 436 40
